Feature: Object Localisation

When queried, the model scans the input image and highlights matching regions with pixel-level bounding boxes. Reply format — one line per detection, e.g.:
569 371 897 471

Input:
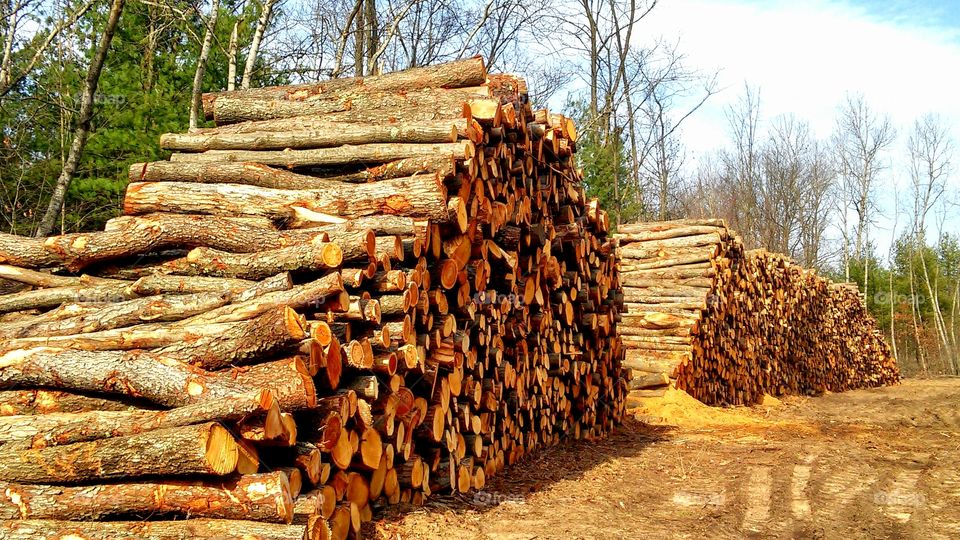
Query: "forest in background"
0 0 956 374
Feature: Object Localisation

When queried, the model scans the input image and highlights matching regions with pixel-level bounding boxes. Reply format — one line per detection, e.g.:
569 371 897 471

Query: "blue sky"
630 0 960 256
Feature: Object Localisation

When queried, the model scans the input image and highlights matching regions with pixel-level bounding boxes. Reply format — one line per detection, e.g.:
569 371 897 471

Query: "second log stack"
0 57 627 539
615 219 899 406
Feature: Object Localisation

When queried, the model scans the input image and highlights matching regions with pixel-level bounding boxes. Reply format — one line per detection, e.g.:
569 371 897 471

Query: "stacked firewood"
616 220 898 406
0 57 627 539
613 219 741 394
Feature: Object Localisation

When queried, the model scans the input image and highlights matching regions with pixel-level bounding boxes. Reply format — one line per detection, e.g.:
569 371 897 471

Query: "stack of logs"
0 57 627 539
615 220 898 406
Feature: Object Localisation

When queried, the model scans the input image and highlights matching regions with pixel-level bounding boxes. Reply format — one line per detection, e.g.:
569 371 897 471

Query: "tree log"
0 389 145 416
0 471 292 522
0 422 237 483
0 347 249 407
124 176 450 223
0 519 309 540
0 389 274 448
167 141 473 168
162 120 458 151
0 282 135 314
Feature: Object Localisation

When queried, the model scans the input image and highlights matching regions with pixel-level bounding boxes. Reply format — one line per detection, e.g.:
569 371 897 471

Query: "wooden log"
0 471 293 522
0 347 250 407
0 422 238 483
0 282 135 314
0 519 309 540
0 389 145 416
0 389 274 447
168 141 473 167
201 56 487 117
26 213 327 270
162 120 459 151
0 291 231 340
124 175 451 223
0 265 119 288
174 272 343 326
146 239 343 280
128 274 257 296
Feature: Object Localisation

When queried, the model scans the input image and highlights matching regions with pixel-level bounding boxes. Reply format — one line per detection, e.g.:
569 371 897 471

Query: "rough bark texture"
0 472 292 522
0 282 135 314
153 306 305 369
128 274 256 296
209 86 489 125
0 347 249 407
0 389 273 447
143 239 342 280
0 291 230 339
0 389 145 416
0 422 237 483
168 141 472 168
124 175 449 223
173 272 343 326
0 519 308 540
162 120 458 151
201 56 486 116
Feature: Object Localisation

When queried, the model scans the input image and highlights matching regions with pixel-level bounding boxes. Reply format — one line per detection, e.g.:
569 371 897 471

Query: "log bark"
0 472 292 522
0 389 145 416
162 120 458 151
0 422 238 483
174 272 343 326
168 141 473 168
0 282 135 314
153 306 306 369
0 347 250 407
128 274 256 296
201 56 486 117
124 175 450 223
130 155 455 187
0 291 231 339
208 87 489 125
0 519 308 540
142 239 343 280
0 389 274 447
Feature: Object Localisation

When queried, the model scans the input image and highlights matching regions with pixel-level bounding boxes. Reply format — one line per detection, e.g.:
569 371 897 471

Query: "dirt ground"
368 378 960 540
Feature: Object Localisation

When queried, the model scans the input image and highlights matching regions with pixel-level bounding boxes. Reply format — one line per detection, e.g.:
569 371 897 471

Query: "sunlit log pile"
615 220 898 406
0 57 627 540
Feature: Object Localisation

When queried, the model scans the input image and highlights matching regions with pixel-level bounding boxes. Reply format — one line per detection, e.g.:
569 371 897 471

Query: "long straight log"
162 120 459 151
0 389 146 416
0 347 249 407
124 176 450 222
168 141 473 168
0 282 135 314
0 389 274 447
0 472 293 522
201 56 487 117
0 422 238 483
0 291 231 339
174 272 343 326
144 239 343 280
0 519 309 540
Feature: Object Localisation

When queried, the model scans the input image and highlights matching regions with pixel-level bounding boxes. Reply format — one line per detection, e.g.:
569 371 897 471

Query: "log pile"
0 57 627 539
615 220 899 406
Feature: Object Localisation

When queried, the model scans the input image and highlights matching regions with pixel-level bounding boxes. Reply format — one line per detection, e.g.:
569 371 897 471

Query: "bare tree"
34 0 126 237
242 0 279 88
190 0 220 129
833 94 895 291
907 113 955 372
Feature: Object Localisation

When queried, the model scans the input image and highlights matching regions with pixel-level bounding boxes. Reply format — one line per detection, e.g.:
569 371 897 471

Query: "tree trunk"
124 175 451 223
0 389 145 416
0 347 250 407
0 281 136 314
162 120 458 151
0 389 273 447
0 422 237 483
168 140 472 167
241 0 277 90
34 0 125 236
0 519 308 540
189 0 219 129
0 472 292 522
0 291 230 339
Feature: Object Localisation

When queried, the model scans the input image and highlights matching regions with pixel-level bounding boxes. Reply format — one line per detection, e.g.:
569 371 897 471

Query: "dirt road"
369 378 960 540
